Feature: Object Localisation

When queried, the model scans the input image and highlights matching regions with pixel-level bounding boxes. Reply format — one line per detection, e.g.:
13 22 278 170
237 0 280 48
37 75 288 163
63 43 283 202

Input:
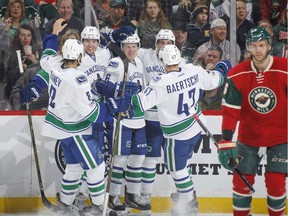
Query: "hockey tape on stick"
192 114 255 193
16 50 24 74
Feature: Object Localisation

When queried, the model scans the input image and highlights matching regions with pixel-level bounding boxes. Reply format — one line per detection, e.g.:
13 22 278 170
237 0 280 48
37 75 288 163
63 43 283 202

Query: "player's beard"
251 50 270 65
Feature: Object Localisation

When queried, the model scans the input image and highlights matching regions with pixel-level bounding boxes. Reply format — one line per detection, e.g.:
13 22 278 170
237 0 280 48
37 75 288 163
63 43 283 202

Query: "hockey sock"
86 162 106 206
126 154 145 194
109 155 127 196
232 173 255 216
265 172 286 215
170 168 194 202
61 164 83 205
141 157 158 195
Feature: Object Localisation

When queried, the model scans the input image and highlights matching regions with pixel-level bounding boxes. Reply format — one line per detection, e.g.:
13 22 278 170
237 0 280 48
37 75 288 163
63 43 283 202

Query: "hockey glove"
118 81 142 95
215 60 232 77
100 32 109 47
93 79 118 98
109 26 136 44
20 81 41 104
218 139 238 171
105 94 132 116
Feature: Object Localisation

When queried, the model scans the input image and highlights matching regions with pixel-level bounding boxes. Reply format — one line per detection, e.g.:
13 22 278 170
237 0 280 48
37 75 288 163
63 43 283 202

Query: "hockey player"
102 33 151 213
137 29 186 207
39 34 131 215
131 44 229 216
217 27 287 215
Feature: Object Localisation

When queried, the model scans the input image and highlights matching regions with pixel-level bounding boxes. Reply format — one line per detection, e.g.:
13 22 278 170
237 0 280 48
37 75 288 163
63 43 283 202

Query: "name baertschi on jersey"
166 74 199 94
50 71 62 87
84 65 106 77
145 65 165 73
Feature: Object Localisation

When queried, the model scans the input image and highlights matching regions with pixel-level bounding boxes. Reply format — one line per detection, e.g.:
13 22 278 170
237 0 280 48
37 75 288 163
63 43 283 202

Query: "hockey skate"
124 192 151 211
56 200 80 216
80 204 118 216
171 191 198 216
109 195 126 211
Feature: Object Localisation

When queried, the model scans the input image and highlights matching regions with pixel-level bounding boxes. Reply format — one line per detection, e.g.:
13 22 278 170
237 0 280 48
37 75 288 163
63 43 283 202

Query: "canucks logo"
249 87 276 114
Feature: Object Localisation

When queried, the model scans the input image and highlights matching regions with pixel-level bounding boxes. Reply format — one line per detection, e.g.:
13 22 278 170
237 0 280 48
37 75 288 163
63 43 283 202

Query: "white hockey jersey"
40 49 101 139
132 63 224 140
104 56 145 129
138 48 186 121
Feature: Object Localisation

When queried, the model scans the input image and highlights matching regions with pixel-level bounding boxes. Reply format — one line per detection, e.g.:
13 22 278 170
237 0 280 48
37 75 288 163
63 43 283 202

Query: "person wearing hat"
194 18 241 66
99 0 136 34
173 21 195 63
186 3 211 52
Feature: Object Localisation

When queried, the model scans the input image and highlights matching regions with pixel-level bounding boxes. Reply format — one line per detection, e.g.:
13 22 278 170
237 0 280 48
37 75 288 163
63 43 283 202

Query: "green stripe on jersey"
42 48 57 57
45 105 100 133
161 106 201 136
37 69 49 84
224 78 242 106
132 94 144 118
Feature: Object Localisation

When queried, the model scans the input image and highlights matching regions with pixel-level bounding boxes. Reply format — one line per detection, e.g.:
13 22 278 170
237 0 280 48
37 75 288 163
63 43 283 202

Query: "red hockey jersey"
222 56 288 147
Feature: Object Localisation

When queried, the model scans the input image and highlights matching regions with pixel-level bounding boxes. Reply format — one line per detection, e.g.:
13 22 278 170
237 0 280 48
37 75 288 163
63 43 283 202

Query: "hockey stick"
102 42 129 216
88 0 99 29
16 50 60 212
192 113 255 193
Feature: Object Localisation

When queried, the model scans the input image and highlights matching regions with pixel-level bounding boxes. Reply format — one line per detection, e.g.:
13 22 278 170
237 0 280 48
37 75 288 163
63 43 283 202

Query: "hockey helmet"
158 45 180 66
246 27 271 46
62 39 84 60
156 29 175 44
121 33 140 49
81 26 100 41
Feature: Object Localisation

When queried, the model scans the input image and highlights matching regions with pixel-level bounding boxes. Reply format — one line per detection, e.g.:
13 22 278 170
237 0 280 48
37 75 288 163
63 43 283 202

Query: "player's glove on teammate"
20 81 41 104
93 80 141 98
105 94 132 116
109 26 136 44
218 129 239 170
214 60 232 77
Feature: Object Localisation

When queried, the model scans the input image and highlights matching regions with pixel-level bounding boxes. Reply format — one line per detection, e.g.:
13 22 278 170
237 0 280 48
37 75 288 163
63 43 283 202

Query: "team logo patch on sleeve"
76 75 88 84
108 61 119 68
152 76 161 82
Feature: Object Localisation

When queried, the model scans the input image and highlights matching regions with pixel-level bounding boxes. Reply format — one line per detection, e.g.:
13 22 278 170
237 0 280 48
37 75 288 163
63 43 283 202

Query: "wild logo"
249 86 277 114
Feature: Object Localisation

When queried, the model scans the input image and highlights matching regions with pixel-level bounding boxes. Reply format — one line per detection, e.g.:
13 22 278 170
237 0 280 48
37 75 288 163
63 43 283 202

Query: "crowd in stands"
0 0 287 111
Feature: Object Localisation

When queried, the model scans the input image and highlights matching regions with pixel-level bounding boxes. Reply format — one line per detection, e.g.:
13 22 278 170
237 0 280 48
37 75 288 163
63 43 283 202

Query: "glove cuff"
222 129 234 140
108 30 116 43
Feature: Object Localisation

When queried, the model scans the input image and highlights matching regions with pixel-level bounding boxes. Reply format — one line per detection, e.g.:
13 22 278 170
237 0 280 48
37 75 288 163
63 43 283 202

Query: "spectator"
4 24 42 102
93 0 111 24
271 10 288 57
173 22 195 62
172 0 209 26
198 45 225 110
137 0 172 49
0 0 41 50
0 0 38 21
260 0 287 26
186 2 210 52
99 0 135 34
227 0 256 61
194 18 241 65
44 0 84 39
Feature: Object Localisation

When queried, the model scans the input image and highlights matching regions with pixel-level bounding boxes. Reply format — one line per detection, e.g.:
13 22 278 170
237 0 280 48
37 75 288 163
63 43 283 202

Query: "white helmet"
81 26 100 41
158 45 180 66
62 39 84 60
121 33 140 49
156 29 175 44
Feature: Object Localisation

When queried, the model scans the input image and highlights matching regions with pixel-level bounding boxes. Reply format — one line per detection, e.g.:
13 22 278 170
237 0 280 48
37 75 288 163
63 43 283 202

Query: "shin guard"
232 173 255 216
265 172 286 216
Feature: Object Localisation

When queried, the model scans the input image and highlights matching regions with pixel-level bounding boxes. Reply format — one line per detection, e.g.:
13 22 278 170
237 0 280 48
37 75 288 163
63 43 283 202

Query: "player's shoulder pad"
75 75 88 85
